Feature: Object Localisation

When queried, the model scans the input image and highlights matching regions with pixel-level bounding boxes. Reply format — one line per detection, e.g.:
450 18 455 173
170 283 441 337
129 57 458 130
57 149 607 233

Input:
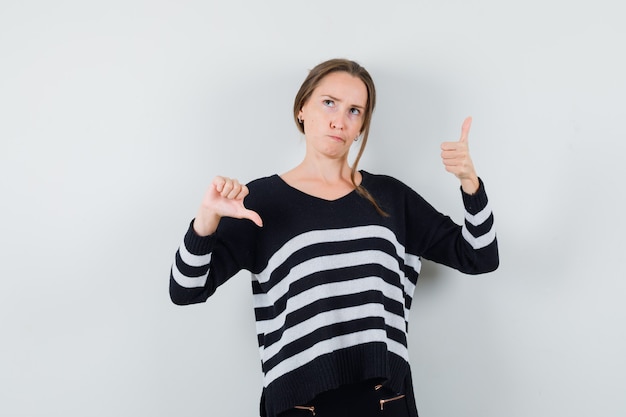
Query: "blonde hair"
293 58 387 216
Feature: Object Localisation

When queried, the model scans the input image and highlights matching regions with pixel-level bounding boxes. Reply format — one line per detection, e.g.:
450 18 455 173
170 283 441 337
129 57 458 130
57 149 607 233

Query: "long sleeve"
169 221 218 305
169 215 259 305
410 178 499 274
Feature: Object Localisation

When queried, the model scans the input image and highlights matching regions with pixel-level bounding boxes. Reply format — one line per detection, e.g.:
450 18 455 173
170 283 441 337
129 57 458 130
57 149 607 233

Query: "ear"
297 109 304 121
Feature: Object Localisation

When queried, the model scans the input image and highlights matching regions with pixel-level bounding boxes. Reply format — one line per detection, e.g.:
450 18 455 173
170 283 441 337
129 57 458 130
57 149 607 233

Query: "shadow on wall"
415 260 453 294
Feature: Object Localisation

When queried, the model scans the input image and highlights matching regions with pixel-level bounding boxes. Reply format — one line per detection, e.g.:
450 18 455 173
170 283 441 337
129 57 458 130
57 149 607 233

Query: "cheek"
351 117 364 132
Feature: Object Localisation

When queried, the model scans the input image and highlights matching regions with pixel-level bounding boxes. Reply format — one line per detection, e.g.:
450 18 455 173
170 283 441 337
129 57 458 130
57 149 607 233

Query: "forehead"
314 71 368 107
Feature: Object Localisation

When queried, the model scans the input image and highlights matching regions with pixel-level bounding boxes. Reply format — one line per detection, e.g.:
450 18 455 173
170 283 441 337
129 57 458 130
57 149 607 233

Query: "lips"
328 135 346 143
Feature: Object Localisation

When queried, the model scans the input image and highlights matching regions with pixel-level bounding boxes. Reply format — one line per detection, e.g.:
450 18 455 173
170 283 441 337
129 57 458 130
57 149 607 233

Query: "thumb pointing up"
441 116 479 194
459 116 472 142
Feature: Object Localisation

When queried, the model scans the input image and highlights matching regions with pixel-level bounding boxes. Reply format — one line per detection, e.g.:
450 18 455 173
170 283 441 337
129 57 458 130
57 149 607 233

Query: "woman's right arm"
169 176 262 305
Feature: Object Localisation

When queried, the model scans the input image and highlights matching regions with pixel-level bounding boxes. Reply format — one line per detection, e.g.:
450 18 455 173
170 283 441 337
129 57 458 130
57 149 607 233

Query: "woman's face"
298 71 368 160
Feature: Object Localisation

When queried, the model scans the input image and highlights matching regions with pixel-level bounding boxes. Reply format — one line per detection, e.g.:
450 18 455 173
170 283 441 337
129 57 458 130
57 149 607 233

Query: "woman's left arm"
415 117 499 273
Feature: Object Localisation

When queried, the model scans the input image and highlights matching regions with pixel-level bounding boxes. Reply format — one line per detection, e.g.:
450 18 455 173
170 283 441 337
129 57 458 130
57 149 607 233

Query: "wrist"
193 212 221 237
460 176 480 195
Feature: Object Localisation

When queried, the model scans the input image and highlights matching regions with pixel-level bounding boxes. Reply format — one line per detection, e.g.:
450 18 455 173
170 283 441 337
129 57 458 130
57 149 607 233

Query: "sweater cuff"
183 219 217 255
461 177 489 215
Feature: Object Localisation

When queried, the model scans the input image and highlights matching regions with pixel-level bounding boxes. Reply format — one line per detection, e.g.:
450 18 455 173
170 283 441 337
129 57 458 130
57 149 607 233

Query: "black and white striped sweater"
170 171 499 417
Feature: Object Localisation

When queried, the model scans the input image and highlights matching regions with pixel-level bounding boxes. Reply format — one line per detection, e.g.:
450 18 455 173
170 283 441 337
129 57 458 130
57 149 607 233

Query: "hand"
440 116 480 194
193 176 263 236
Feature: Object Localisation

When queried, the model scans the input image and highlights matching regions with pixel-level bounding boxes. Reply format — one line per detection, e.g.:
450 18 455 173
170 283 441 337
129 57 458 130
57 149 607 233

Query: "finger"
242 209 263 227
225 180 243 199
441 139 469 151
220 179 234 197
459 116 472 142
238 184 250 200
441 157 463 167
440 141 455 151
441 144 468 159
230 182 250 200
212 176 227 193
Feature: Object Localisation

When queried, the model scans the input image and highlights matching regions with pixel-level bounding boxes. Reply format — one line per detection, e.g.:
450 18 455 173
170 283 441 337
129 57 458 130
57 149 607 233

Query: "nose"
330 114 346 130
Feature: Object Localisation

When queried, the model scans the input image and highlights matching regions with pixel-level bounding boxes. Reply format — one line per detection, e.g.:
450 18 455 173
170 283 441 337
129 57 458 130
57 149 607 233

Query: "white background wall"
1 1 625 416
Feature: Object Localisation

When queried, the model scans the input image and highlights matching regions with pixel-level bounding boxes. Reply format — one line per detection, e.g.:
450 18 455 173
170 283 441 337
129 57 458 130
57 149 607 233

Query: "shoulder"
360 171 435 216
361 170 415 195
244 174 285 197
243 174 286 209
247 174 280 189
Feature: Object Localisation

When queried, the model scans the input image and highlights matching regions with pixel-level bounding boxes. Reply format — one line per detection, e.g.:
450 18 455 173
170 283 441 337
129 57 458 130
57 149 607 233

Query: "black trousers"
277 380 413 417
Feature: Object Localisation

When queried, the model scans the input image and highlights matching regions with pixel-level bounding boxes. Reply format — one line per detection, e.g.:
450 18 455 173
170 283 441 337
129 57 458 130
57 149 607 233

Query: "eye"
350 108 361 116
323 99 335 107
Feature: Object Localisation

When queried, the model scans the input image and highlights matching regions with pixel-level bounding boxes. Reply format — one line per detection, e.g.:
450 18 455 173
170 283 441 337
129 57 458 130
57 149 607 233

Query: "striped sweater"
170 171 499 417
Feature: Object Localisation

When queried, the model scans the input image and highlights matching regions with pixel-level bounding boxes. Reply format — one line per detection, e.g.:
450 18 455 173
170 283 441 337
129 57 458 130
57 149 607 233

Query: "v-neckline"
275 171 366 203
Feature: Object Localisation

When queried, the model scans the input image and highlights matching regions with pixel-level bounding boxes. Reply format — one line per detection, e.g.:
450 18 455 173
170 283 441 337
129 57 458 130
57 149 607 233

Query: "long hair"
293 58 387 216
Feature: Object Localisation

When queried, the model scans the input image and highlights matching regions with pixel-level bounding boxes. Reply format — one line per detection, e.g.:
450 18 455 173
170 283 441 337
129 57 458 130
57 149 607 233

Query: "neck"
280 154 363 201
296 154 354 184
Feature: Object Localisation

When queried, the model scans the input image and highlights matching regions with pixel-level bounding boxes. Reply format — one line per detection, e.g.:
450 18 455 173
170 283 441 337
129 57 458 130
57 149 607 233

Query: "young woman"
169 59 499 417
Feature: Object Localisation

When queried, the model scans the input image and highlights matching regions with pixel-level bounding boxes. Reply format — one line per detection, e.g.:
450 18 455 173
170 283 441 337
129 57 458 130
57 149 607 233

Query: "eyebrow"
322 94 365 110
